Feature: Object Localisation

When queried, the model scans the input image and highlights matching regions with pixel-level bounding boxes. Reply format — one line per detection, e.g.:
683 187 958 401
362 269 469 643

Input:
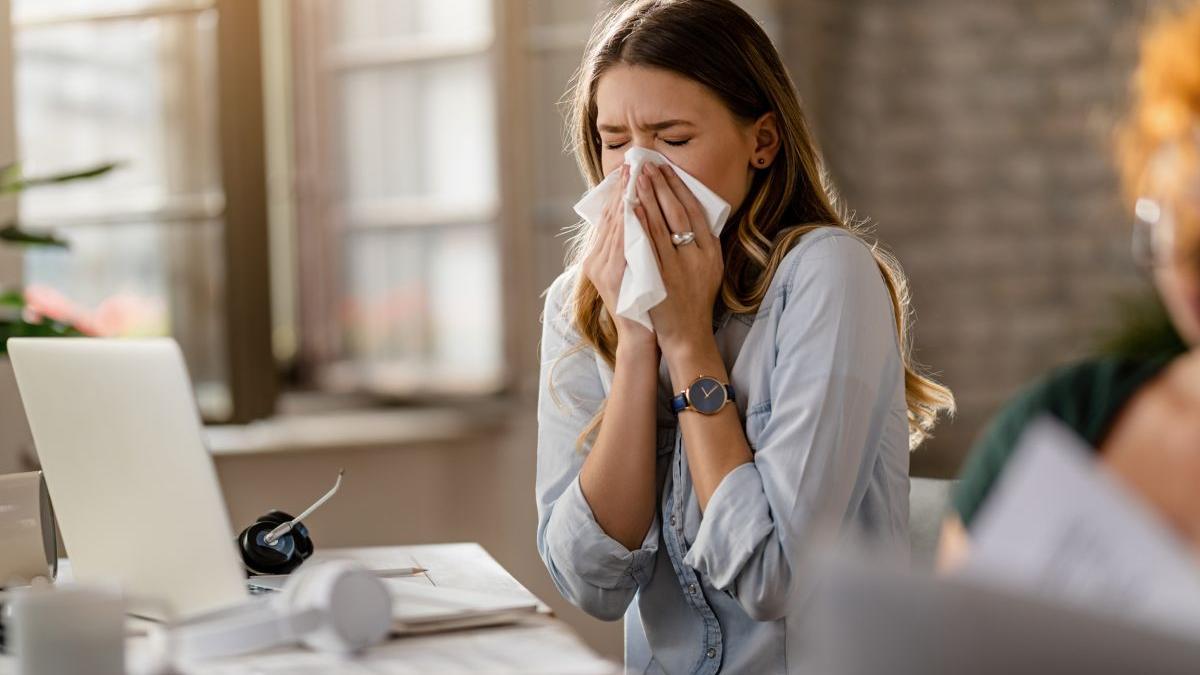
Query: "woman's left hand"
631 162 724 359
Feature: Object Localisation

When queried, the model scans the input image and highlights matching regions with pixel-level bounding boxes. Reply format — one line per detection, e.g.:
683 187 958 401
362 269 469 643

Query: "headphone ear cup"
290 521 315 561
281 561 391 654
238 520 302 575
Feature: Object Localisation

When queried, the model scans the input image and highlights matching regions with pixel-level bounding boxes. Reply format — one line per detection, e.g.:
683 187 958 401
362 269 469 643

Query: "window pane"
337 56 497 209
22 221 230 417
427 225 500 375
335 0 491 45
341 224 500 389
14 11 221 217
342 228 427 363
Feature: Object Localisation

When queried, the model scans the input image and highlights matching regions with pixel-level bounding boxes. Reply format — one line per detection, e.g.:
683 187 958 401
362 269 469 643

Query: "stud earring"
757 157 766 165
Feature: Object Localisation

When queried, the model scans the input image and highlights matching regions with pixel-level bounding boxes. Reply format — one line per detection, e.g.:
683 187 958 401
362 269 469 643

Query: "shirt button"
706 648 717 659
669 515 677 527
687 583 697 594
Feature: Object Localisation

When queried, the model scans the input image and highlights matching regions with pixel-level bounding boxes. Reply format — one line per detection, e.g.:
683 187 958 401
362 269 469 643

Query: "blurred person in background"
534 0 954 672
940 1 1200 568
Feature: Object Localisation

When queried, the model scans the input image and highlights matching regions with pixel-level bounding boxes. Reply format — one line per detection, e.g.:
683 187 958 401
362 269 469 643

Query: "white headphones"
170 561 392 661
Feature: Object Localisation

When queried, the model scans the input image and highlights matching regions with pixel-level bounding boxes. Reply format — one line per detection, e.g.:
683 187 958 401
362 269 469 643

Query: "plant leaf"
0 317 86 355
0 223 69 248
0 161 121 194
0 289 24 307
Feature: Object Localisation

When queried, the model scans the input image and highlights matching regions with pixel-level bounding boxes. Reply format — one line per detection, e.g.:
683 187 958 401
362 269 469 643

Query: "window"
290 0 504 397
12 0 274 422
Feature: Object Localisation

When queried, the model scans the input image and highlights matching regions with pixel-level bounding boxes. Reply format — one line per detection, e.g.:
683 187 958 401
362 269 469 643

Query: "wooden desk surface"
3 544 617 674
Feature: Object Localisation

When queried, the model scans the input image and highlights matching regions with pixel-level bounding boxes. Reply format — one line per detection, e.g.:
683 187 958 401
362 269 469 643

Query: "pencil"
371 567 428 577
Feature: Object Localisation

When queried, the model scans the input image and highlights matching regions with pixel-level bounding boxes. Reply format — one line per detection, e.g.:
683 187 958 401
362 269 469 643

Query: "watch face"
687 377 727 414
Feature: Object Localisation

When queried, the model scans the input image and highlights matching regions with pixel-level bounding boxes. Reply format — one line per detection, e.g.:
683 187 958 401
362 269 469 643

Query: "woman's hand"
631 162 724 360
582 164 657 351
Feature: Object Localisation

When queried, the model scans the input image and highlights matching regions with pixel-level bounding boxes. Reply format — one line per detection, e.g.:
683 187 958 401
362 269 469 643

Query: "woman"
939 2 1200 569
535 1 954 672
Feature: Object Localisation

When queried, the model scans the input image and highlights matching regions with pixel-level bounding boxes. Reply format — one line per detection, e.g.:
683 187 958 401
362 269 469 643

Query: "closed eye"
604 139 691 150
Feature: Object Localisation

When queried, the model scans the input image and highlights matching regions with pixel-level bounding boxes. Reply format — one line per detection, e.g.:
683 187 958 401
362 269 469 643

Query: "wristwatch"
670 375 736 415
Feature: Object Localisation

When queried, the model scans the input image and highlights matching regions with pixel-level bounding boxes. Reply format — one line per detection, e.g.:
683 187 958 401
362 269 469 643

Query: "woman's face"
594 64 775 215
1154 204 1200 347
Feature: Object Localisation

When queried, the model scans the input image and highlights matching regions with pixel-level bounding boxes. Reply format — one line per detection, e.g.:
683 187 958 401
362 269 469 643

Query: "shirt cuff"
546 474 660 589
683 462 774 589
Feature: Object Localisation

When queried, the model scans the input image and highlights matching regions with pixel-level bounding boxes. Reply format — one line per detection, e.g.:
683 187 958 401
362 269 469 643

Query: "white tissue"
572 147 731 332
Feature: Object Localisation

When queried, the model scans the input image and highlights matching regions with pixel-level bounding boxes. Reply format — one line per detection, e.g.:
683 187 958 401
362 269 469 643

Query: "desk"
3 544 617 674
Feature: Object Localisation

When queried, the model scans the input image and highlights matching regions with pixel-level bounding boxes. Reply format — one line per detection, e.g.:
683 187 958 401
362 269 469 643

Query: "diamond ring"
671 231 696 247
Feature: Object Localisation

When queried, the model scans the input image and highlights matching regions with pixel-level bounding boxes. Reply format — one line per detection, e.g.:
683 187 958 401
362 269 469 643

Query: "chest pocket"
744 402 771 452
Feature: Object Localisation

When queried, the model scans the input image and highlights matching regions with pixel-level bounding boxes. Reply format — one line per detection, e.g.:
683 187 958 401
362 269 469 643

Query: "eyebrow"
596 119 696 133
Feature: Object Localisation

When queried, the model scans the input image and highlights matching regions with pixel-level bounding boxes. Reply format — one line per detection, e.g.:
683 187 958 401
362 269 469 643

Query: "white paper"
572 147 731 332
385 580 537 626
963 415 1200 638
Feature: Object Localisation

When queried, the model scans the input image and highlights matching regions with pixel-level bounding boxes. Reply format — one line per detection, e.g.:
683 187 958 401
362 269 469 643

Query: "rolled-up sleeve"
682 232 905 622
535 270 659 621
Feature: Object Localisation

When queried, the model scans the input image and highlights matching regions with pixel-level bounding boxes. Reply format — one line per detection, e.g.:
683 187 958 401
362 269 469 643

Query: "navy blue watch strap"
670 392 687 415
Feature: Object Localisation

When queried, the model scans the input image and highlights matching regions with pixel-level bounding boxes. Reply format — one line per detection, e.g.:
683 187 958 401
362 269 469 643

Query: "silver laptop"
7 337 249 619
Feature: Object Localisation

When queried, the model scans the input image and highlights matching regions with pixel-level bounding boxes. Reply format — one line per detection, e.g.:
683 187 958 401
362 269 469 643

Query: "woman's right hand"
582 164 657 351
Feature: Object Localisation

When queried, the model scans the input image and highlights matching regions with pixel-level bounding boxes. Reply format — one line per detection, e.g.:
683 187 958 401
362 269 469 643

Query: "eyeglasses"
1132 132 1200 270
1132 196 1177 270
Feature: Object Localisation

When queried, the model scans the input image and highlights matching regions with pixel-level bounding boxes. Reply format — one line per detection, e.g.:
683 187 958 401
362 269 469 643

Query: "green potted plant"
0 161 116 473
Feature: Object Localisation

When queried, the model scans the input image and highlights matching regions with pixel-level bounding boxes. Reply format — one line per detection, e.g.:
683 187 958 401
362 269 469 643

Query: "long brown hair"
555 0 954 449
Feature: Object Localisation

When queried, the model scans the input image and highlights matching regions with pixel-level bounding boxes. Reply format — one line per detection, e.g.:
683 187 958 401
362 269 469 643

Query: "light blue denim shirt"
536 227 910 674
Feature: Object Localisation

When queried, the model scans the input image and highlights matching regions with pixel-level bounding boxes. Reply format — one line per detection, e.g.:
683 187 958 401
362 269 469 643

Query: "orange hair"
1118 1 1200 258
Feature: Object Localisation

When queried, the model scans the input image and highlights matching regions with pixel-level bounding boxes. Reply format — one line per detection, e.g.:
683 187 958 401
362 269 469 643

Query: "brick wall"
780 0 1159 476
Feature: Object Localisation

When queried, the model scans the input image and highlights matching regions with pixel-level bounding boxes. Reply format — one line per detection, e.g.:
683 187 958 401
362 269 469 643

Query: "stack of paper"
962 416 1200 638
385 581 539 635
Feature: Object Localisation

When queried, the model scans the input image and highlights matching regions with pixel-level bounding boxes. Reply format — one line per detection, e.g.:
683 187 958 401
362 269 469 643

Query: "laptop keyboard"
248 583 278 595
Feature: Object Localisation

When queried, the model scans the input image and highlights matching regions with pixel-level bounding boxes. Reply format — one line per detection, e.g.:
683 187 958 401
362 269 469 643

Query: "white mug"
0 471 57 588
6 585 126 675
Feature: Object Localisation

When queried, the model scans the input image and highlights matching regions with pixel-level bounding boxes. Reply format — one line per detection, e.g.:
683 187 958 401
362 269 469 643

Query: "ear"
750 112 780 169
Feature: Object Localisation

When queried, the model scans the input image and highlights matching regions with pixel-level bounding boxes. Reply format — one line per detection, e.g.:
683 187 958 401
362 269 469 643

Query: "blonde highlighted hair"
554 0 954 450
1117 1 1200 259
